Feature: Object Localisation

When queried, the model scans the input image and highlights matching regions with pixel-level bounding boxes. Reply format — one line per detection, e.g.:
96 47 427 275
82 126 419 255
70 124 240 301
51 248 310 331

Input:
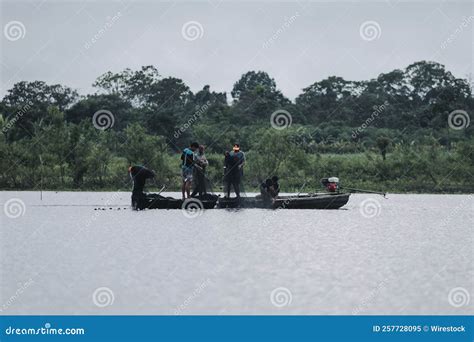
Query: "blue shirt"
182 148 195 171
229 151 245 165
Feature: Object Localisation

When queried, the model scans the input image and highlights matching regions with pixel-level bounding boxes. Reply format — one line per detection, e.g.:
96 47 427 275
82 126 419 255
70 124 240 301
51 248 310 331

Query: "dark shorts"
182 168 193 182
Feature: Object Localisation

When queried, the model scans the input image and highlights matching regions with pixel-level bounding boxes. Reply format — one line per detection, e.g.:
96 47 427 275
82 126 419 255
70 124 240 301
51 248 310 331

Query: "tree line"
0 60 472 192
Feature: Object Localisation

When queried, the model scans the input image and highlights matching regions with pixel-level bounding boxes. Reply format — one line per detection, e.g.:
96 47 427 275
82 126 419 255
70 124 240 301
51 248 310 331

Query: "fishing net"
190 166 216 199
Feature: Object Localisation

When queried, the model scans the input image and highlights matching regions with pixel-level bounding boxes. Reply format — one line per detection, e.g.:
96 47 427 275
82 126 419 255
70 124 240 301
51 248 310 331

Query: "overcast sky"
1 0 473 100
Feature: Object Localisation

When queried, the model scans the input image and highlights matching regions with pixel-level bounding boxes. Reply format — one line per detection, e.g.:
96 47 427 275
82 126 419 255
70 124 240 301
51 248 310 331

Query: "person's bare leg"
185 181 191 198
181 181 186 200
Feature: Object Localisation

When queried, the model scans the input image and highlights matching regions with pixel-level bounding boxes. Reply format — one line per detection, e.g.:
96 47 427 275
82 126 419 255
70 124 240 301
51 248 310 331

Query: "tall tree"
230 71 290 124
66 93 135 130
93 65 161 106
2 81 78 139
296 76 362 124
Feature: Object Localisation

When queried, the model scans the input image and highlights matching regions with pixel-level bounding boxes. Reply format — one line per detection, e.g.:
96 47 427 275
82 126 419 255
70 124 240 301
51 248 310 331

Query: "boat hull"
217 193 350 209
135 193 219 210
134 193 350 210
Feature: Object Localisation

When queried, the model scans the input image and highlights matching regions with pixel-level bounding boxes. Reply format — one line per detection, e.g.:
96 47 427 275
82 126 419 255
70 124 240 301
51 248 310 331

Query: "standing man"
181 142 199 200
230 143 245 176
191 145 209 198
224 143 245 198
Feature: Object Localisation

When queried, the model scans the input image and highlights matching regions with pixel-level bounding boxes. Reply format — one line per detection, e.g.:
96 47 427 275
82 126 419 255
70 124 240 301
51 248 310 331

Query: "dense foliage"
1 61 472 193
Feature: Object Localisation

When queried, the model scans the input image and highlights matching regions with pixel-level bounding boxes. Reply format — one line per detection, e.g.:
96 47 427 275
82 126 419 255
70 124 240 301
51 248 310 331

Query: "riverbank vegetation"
1 61 472 193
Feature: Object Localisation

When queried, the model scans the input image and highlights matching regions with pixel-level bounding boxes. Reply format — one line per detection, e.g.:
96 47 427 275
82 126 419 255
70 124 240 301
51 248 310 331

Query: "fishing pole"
297 181 307 196
341 187 387 198
151 177 166 195
39 155 44 201
157 185 166 195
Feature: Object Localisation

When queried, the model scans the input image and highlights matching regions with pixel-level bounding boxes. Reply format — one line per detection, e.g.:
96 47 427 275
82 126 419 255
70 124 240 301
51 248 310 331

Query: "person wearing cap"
128 164 156 210
230 143 245 175
181 142 199 200
224 144 245 198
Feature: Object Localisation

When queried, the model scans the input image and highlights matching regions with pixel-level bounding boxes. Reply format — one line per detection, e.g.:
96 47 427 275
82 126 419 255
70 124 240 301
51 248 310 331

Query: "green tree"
2 81 78 139
66 94 135 130
93 65 161 106
296 76 362 124
230 71 290 124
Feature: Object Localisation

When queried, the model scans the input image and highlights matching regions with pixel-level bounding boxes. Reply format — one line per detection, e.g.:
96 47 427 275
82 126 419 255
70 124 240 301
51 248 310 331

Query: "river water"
1 191 472 315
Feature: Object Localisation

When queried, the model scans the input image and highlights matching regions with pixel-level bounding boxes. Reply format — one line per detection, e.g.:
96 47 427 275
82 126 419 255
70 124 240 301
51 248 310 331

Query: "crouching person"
259 176 280 203
129 165 156 210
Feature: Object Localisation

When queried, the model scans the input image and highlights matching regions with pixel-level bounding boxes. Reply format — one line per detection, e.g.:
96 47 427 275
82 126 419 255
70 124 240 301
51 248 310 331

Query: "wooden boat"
134 192 349 210
217 192 350 209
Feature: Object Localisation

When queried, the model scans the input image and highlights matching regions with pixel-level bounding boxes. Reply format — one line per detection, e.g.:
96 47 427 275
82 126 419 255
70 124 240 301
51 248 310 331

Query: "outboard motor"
321 177 340 192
